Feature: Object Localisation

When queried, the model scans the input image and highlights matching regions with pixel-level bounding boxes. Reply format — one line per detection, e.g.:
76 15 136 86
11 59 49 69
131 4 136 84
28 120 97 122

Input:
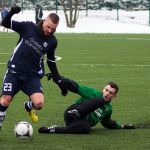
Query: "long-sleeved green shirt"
74 84 122 129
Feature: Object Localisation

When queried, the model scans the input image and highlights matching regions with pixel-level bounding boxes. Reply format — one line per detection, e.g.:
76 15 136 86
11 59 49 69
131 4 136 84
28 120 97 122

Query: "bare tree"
0 0 7 8
59 0 84 28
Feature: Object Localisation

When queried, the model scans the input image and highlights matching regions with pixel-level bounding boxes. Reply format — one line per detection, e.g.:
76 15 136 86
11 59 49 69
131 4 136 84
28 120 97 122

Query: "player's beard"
37 20 55 38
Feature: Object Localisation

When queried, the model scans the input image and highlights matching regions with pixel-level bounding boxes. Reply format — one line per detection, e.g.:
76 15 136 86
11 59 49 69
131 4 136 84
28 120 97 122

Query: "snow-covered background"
1 9 150 33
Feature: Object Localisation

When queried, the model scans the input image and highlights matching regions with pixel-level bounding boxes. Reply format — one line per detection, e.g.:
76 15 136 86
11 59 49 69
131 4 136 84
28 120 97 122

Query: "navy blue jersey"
8 21 57 77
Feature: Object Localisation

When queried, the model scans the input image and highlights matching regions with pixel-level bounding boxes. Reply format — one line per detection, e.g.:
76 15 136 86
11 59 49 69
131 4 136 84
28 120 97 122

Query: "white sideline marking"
0 62 6 65
59 37 150 41
0 56 62 65
0 52 149 67
0 53 62 60
0 62 150 67
0 53 11 54
74 64 150 67
55 56 62 61
1 37 150 41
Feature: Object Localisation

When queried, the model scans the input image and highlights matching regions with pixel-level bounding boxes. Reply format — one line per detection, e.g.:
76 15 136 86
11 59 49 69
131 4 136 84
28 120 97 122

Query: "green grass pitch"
0 32 150 150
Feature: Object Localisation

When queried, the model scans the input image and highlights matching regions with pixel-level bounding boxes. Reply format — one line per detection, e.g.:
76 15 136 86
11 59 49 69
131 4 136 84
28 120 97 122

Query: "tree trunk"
60 0 83 28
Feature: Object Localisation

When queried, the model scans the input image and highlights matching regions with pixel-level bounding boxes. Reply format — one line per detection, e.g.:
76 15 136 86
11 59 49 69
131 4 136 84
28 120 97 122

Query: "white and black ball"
14 121 33 139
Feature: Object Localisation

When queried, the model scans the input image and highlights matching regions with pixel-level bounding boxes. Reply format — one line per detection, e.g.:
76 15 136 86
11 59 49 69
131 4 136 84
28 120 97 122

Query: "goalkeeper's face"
42 17 58 36
102 85 116 102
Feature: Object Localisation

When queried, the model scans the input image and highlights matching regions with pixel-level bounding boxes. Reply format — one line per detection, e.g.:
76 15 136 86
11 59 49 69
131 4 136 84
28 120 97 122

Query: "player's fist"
57 79 68 96
45 73 53 80
10 6 21 14
123 124 135 129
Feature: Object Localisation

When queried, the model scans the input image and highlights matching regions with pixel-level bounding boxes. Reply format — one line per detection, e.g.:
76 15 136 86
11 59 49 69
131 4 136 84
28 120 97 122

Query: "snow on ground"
0 9 150 33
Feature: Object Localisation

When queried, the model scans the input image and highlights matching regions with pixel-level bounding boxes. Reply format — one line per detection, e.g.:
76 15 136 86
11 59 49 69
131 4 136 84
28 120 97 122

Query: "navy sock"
0 103 8 127
24 100 36 112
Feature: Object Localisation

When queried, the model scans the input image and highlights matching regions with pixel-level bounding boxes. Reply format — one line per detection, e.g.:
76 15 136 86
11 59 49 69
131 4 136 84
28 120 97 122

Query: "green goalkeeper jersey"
74 84 122 129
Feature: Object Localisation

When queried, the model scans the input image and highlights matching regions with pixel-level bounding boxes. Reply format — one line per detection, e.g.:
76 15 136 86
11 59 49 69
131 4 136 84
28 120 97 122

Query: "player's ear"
113 93 117 99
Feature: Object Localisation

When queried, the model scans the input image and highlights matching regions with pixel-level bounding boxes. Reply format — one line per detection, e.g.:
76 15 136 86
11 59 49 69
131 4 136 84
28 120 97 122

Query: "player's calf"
24 101 39 123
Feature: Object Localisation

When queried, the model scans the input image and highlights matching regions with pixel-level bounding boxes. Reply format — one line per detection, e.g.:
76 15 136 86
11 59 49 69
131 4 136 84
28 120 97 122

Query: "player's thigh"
64 103 81 125
64 103 81 115
22 76 43 96
22 76 44 108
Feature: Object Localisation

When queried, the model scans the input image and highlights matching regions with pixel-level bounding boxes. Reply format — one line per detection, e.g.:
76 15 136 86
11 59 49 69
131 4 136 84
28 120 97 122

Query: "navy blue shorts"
1 71 43 97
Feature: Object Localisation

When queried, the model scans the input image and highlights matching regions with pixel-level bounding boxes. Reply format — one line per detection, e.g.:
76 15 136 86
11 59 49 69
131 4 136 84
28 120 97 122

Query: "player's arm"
59 77 98 99
2 6 21 28
47 60 68 96
44 72 79 93
47 47 68 96
101 114 135 129
44 74 92 95
60 77 79 93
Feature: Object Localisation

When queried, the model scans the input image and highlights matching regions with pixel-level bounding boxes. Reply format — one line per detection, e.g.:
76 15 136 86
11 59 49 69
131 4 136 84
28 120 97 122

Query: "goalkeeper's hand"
44 73 68 96
122 124 135 129
10 6 21 14
44 73 53 80
54 78 68 96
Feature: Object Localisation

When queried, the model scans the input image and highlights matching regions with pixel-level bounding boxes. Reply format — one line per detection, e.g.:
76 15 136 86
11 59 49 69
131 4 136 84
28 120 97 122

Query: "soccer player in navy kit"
0 6 68 128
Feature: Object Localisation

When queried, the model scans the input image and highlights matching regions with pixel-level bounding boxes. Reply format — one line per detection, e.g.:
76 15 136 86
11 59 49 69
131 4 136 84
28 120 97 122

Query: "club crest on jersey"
43 42 48 47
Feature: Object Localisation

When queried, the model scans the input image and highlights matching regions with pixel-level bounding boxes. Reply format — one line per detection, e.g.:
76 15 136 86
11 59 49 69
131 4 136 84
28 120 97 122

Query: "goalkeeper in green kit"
38 76 135 134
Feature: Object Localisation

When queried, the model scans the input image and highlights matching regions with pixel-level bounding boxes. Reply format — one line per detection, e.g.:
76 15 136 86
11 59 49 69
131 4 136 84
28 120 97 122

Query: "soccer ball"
14 121 33 139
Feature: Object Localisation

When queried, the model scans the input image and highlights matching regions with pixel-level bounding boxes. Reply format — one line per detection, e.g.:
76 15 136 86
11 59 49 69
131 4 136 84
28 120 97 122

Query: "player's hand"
123 124 135 129
54 79 68 96
45 73 53 80
10 6 21 14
